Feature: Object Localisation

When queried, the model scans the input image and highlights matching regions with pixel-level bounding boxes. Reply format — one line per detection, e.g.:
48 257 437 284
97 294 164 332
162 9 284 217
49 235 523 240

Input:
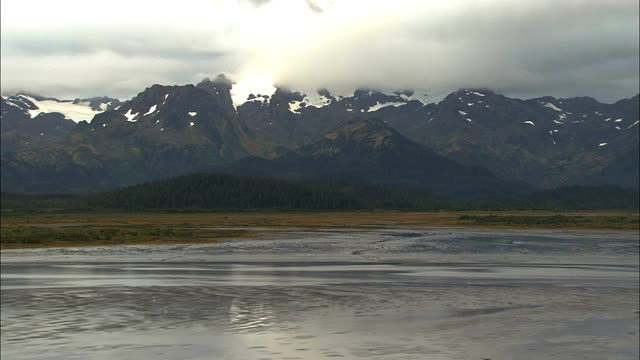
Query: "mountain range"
1 74 638 195
221 118 527 197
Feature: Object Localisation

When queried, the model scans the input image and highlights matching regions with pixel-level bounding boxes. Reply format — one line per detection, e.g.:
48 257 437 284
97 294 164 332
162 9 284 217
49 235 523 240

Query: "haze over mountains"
1 74 638 195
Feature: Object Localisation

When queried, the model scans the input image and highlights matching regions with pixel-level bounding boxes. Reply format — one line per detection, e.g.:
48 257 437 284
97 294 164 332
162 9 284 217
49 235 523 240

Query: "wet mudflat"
1 228 638 359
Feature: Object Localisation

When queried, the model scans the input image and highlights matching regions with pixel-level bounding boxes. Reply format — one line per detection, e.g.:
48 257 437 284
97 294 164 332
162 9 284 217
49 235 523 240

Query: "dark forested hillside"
220 119 529 197
2 175 637 212
85 173 444 211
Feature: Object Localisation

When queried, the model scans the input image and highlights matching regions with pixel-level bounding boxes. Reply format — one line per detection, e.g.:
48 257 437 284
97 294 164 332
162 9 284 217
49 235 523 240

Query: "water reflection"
1 229 638 359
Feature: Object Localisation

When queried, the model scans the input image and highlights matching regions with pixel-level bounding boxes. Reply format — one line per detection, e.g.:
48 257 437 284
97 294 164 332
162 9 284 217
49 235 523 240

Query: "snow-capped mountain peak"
1 94 119 123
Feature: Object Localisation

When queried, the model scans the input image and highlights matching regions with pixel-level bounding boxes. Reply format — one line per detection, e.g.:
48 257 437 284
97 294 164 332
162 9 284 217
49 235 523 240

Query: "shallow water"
2 228 639 359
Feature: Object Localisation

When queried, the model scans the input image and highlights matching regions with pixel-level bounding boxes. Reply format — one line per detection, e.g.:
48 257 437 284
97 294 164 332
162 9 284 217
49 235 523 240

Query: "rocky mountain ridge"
1 75 638 193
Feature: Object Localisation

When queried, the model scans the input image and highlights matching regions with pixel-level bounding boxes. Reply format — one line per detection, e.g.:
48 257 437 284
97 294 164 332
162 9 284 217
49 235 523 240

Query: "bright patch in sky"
0 0 638 102
231 74 276 107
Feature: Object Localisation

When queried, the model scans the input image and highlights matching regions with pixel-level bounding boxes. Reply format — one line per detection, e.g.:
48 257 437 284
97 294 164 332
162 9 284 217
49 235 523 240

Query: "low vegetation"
1 211 637 249
458 214 639 229
0 224 252 249
1 174 637 249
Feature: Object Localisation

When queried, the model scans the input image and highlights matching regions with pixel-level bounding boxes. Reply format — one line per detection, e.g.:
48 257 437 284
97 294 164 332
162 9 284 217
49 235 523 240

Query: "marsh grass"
457 214 639 229
2 211 637 249
0 224 252 249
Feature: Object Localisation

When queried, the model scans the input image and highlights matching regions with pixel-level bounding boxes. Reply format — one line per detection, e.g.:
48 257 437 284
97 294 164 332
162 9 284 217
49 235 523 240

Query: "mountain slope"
222 119 527 197
1 79 251 192
1 78 637 193
236 88 639 188
85 172 441 210
1 95 112 154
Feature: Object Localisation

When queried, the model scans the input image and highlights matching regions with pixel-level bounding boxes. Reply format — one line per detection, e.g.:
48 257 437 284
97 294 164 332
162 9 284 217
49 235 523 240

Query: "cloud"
1 0 638 102
262 0 639 101
1 51 237 99
305 0 326 13
248 0 272 6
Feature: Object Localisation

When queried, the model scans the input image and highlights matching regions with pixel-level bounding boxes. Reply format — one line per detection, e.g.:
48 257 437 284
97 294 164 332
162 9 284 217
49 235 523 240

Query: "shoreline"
2 210 638 250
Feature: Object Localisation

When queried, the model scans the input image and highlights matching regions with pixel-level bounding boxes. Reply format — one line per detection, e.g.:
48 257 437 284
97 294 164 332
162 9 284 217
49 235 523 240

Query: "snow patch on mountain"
368 101 405 112
143 105 158 116
398 92 429 104
543 102 562 112
2 97 28 113
303 92 331 108
19 95 102 122
289 101 303 114
124 109 139 122
1 97 12 105
99 101 111 111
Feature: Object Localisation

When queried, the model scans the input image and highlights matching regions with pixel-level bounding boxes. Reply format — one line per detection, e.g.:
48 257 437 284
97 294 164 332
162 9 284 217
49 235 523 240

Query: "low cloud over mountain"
1 0 638 101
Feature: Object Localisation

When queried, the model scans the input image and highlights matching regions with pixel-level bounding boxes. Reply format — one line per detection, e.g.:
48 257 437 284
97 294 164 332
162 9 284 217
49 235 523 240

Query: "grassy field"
1 210 638 249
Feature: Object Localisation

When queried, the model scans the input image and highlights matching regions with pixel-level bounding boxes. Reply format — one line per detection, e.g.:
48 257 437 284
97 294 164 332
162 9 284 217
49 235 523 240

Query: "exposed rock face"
1 78 638 193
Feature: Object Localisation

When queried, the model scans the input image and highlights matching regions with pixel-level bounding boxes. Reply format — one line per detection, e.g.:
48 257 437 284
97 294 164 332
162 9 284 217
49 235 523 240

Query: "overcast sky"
1 0 638 102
